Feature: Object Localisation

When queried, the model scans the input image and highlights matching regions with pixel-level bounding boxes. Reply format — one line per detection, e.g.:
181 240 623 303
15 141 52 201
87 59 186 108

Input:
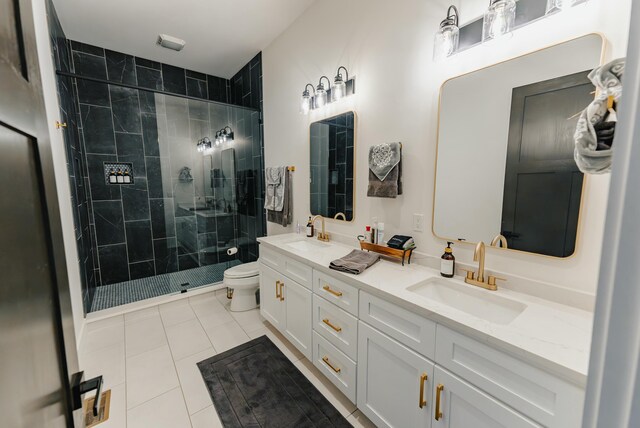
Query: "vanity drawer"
259 246 282 271
435 325 584 428
259 246 312 290
312 295 358 360
359 291 436 360
313 270 359 316
312 331 357 404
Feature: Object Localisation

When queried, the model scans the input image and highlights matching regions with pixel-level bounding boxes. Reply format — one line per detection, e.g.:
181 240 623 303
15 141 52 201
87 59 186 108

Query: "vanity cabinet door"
259 263 284 330
431 367 539 428
357 321 434 428
282 278 313 360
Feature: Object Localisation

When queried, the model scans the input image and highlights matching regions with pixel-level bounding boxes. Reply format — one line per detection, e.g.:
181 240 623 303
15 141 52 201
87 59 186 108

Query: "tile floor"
79 289 376 428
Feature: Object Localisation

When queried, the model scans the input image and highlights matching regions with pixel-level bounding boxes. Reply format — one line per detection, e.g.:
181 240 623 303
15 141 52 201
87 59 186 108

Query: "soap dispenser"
440 242 455 278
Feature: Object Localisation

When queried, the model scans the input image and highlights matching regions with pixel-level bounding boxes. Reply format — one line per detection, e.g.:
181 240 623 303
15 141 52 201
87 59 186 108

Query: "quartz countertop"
258 233 593 387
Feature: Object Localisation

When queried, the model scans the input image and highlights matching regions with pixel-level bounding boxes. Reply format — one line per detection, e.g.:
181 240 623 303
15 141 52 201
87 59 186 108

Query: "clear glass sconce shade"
546 0 576 14
300 93 311 114
433 23 460 60
315 88 327 109
482 0 516 42
332 79 346 101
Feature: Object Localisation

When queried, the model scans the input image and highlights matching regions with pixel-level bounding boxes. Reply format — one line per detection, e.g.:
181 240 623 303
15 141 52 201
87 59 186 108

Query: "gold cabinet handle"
322 356 341 373
275 281 281 299
435 384 444 421
323 284 343 297
322 318 342 332
279 282 284 301
419 373 428 409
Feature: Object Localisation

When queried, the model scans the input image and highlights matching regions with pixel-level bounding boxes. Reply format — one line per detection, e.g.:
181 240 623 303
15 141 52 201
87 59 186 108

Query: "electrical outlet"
413 213 424 232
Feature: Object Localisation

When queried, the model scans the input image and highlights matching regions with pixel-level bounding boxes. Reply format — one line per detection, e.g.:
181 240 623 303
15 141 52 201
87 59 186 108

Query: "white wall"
32 0 85 345
434 34 602 243
263 0 632 296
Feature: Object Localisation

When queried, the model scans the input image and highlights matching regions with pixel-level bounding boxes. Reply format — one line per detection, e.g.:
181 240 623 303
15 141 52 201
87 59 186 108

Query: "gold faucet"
464 241 505 291
311 215 330 242
490 234 508 249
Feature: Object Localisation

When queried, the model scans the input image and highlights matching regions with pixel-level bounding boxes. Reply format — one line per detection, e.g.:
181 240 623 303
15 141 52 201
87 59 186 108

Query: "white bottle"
377 222 385 245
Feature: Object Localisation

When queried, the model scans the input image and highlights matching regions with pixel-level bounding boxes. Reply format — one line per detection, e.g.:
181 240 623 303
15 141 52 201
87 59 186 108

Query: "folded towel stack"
367 142 402 198
330 250 380 275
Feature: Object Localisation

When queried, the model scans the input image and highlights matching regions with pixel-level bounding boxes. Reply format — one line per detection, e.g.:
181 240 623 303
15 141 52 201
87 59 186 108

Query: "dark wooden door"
0 0 81 426
501 71 594 257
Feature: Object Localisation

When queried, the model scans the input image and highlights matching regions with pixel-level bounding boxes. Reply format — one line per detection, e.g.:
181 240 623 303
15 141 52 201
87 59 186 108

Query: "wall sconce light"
433 5 460 60
315 76 331 109
301 84 315 115
197 137 212 153
545 0 577 14
300 67 355 114
482 0 516 43
215 126 234 145
332 66 349 101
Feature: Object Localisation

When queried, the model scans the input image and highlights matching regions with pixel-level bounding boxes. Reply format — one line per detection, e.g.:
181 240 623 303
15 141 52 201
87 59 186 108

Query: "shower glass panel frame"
72 78 264 312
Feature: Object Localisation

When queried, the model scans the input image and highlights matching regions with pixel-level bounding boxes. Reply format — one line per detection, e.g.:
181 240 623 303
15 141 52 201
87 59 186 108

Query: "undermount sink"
407 277 527 325
286 239 331 252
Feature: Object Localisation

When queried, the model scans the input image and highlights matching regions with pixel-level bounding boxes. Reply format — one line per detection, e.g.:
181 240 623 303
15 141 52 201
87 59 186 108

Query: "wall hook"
55 121 67 129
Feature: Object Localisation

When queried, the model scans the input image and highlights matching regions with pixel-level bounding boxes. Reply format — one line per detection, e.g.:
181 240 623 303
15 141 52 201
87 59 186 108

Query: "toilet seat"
224 261 259 280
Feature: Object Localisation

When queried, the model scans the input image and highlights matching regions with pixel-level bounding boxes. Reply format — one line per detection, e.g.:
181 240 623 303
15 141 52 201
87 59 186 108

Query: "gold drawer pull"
279 282 285 301
275 281 281 299
419 373 428 408
323 285 343 297
435 384 444 421
322 356 341 373
323 318 342 332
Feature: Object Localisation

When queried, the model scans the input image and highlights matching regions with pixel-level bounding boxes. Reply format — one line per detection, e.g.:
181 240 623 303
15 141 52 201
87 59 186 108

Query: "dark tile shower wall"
328 115 355 219
49 0 266 301
229 53 266 263
47 1 97 314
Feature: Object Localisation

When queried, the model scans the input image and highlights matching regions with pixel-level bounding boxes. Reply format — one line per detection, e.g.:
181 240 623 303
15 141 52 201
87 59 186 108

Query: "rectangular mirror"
310 111 356 221
433 34 603 257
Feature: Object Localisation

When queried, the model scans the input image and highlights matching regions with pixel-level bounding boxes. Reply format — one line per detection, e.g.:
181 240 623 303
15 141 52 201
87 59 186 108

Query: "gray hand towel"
267 168 292 227
330 250 380 275
574 58 624 174
265 167 286 211
367 142 403 198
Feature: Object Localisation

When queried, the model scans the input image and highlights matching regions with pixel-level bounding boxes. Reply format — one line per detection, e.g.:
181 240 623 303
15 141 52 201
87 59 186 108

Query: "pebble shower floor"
90 261 242 312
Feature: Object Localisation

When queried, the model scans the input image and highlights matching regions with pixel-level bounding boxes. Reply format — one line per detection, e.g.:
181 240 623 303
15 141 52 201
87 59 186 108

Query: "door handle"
322 356 341 373
275 281 281 299
435 384 444 421
322 318 342 332
323 284 343 297
71 372 103 416
419 373 428 408
279 282 285 301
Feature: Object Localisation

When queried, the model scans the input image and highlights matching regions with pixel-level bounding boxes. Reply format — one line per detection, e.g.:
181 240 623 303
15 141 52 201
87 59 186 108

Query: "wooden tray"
359 241 414 266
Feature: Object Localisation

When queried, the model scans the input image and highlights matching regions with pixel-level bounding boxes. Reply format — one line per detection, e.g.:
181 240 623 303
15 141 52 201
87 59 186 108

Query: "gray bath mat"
197 335 351 427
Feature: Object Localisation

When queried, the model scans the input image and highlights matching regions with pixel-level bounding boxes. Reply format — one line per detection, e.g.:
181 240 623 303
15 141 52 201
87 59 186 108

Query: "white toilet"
224 262 260 312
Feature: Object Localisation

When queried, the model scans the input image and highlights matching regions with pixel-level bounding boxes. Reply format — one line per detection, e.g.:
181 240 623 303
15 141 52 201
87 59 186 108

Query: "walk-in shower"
52 37 265 312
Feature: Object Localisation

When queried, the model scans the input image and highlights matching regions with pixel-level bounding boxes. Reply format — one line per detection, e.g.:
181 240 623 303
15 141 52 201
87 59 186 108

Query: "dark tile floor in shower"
90 260 242 312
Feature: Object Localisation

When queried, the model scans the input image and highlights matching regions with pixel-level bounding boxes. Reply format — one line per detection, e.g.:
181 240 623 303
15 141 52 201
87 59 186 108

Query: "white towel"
264 167 286 212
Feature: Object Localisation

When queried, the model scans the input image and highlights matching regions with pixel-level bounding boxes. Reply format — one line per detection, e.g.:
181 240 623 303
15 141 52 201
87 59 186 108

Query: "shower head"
157 34 186 51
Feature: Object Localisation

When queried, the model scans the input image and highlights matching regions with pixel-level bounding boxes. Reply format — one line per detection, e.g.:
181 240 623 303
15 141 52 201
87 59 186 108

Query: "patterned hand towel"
264 167 286 211
266 168 292 226
367 142 403 198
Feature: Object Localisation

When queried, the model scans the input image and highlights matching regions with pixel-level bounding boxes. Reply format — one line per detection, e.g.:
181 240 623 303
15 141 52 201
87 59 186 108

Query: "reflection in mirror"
433 34 603 257
310 112 355 221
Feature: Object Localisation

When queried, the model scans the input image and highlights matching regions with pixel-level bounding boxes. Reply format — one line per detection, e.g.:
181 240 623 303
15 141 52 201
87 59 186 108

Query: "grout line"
156 303 197 427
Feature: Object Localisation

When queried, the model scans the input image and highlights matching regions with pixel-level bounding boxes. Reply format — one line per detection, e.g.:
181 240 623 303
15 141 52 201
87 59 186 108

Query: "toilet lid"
224 261 260 279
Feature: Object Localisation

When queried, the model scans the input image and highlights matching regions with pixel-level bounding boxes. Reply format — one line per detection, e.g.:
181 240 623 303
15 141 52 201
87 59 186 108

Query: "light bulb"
300 92 311 114
433 23 459 60
482 0 516 43
315 88 327 109
332 78 346 101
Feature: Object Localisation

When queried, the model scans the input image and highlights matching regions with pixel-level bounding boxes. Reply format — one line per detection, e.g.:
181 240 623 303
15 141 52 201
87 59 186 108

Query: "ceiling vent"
157 34 186 51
